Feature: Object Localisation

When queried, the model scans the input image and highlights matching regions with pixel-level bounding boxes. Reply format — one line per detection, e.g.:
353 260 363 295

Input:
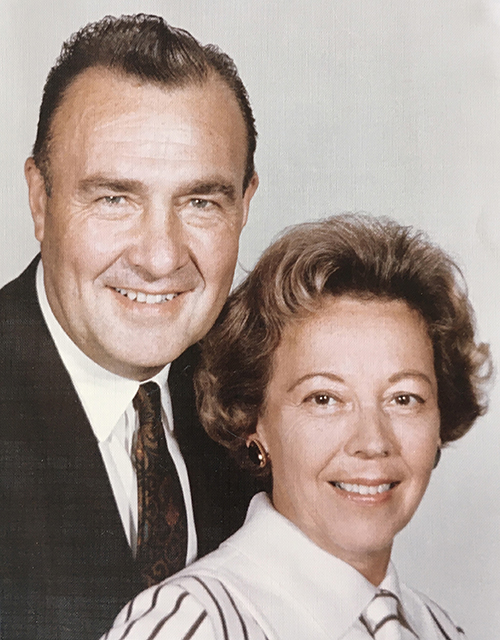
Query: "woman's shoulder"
401 583 467 640
102 573 270 640
102 579 215 640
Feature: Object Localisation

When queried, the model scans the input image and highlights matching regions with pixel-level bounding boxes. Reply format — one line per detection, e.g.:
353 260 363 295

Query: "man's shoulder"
0 256 47 363
0 256 41 326
0 255 65 403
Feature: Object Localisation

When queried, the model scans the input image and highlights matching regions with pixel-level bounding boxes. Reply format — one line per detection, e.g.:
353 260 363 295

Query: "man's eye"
190 198 212 209
102 195 125 205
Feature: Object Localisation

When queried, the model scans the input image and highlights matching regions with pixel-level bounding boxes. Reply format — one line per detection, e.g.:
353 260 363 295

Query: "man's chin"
100 358 169 382
79 335 180 379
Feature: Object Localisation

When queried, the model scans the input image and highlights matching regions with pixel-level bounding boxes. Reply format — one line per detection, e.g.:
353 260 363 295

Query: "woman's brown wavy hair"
195 214 491 475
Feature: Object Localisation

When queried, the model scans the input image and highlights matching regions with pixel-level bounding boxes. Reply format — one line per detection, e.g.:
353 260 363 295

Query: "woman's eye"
307 393 337 406
392 394 423 407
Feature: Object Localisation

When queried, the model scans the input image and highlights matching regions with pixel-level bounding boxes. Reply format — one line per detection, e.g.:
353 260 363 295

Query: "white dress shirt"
103 492 467 640
36 263 197 563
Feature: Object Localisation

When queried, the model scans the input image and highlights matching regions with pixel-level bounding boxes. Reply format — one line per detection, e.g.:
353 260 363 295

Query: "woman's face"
256 295 440 584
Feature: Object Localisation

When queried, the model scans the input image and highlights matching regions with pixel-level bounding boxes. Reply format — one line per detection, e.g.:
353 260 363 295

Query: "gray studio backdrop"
1 0 499 637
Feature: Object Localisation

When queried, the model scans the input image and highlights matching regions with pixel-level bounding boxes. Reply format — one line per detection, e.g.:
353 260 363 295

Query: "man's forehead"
44 66 249 192
54 66 239 126
48 67 247 160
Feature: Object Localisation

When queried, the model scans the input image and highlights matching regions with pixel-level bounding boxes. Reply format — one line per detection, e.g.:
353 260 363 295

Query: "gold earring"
247 439 269 469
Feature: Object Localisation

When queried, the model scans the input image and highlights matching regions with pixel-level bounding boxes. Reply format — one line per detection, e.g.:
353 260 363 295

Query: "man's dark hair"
32 13 257 195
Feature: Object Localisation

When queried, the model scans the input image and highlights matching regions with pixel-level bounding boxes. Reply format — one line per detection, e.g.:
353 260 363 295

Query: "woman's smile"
330 480 399 505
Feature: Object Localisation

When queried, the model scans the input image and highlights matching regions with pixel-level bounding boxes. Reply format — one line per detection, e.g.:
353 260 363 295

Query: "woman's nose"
344 405 395 459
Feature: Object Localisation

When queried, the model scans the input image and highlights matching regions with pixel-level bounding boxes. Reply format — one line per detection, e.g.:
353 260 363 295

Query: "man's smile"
113 287 180 304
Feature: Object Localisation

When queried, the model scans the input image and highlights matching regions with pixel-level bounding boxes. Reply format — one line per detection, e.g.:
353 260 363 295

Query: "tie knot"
366 590 398 623
133 381 162 424
360 590 417 639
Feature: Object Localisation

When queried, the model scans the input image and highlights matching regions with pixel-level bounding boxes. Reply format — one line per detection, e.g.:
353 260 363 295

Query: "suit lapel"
0 257 140 637
8 257 130 550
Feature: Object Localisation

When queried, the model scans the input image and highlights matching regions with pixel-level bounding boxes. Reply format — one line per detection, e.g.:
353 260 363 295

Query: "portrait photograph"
0 1 499 639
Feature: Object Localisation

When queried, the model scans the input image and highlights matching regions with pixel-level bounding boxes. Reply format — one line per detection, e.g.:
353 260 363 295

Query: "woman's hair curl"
195 214 491 475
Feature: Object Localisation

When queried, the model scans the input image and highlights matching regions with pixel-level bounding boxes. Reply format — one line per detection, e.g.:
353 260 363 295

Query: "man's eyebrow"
182 180 237 202
77 177 145 195
77 177 238 201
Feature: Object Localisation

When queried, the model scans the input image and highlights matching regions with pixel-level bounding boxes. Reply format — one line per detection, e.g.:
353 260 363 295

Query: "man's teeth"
334 482 392 495
115 288 178 304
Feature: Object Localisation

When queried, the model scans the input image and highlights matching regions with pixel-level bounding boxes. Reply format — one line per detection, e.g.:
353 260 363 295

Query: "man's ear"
241 171 259 228
24 157 48 243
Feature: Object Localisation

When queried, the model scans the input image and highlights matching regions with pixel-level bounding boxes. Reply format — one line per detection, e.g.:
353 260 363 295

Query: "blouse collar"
217 492 402 639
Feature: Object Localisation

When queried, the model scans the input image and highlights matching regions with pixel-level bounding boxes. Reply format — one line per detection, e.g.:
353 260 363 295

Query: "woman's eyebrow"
287 372 344 394
388 371 434 386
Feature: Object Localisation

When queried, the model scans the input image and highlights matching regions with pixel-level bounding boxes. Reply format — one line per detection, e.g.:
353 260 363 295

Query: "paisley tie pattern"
133 381 187 587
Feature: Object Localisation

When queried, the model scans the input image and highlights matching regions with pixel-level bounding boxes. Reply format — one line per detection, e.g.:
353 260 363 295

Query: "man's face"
26 68 258 380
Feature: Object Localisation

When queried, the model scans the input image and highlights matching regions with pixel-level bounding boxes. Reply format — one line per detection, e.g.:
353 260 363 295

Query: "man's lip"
111 286 185 304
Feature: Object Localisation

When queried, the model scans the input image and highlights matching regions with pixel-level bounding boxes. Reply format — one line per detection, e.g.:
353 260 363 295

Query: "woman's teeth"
115 288 179 304
334 482 392 495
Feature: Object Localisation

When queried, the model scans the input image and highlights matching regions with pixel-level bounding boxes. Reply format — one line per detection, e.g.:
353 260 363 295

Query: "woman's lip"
332 478 397 486
329 480 400 497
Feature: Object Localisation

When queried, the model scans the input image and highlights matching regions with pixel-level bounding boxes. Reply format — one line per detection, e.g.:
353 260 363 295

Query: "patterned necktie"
133 381 188 587
360 589 418 639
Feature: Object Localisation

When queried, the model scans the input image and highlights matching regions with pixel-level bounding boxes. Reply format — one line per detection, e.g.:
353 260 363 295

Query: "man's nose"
126 204 190 279
344 404 395 459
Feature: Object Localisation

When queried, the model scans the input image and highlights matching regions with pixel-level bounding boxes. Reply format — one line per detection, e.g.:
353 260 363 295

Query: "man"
0 14 259 640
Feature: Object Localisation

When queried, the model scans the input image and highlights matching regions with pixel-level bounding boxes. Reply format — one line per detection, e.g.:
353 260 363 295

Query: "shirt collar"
379 562 403 599
36 261 171 442
221 493 394 639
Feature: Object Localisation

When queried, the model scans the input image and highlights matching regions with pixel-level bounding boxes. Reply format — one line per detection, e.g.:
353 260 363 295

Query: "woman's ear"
254 418 270 454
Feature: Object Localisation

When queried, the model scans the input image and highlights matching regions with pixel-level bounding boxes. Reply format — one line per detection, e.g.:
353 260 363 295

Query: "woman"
103 214 490 640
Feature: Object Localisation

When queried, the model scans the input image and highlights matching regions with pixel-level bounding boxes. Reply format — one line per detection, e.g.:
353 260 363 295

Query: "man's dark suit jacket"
0 257 259 640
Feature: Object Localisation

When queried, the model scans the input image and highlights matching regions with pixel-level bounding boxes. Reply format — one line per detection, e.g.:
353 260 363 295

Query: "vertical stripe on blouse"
425 604 466 639
103 575 271 640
